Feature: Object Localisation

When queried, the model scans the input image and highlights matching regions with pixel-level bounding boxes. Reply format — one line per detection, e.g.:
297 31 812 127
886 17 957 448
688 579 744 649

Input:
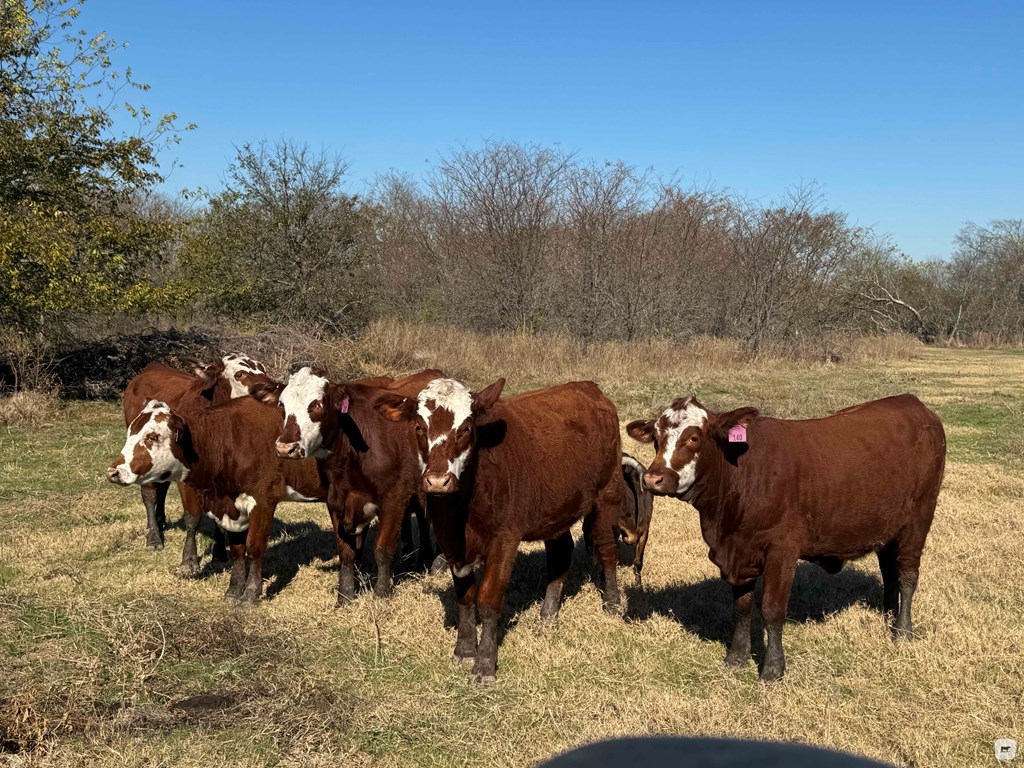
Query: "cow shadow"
625 562 884 657
427 541 597 643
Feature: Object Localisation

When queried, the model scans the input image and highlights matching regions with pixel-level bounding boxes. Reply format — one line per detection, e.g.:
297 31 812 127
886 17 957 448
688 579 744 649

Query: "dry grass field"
2 336 1023 767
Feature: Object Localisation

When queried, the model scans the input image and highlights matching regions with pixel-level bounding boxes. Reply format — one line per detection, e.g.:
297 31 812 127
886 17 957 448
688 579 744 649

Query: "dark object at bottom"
538 737 893 767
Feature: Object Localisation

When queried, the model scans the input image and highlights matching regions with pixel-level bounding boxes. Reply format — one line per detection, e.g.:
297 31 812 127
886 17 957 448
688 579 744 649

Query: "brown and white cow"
626 394 946 681
107 394 325 603
375 377 625 683
619 453 654 584
251 366 443 603
121 354 278 558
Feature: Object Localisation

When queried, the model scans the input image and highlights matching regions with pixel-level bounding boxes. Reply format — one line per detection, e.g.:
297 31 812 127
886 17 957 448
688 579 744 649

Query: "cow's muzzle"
276 440 304 459
642 470 678 495
423 471 458 494
106 466 128 485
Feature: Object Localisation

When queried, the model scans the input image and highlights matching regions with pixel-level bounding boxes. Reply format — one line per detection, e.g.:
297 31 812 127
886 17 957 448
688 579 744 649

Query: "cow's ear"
327 384 351 414
250 380 284 405
626 419 656 444
374 392 415 422
710 407 759 441
472 378 505 415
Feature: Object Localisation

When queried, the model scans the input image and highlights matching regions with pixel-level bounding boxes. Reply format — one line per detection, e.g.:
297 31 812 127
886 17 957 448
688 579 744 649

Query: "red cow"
626 394 946 681
121 354 278 567
107 393 324 603
250 367 443 603
375 377 625 683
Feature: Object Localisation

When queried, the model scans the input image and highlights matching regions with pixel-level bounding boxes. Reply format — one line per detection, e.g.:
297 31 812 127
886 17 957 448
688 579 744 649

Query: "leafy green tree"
0 0 193 334
178 139 366 331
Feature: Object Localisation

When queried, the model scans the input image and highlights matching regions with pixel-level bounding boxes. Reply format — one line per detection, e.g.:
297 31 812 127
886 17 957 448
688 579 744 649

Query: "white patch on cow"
418 378 473 433
417 455 426 473
222 353 269 398
279 367 332 458
205 493 255 532
111 399 189 485
284 485 318 503
657 398 708 494
351 503 379 535
448 448 471 480
452 557 482 578
428 433 448 450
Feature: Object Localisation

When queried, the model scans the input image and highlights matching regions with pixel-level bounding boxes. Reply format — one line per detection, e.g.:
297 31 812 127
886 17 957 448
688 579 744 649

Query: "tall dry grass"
0 391 59 427
311 319 921 391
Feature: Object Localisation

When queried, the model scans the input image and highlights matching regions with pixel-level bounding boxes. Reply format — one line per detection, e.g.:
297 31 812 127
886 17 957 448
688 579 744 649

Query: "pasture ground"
1 346 1022 766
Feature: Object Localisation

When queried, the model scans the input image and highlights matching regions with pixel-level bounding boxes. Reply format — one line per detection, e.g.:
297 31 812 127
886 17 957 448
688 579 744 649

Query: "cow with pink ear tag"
627 393 946 682
375 377 627 684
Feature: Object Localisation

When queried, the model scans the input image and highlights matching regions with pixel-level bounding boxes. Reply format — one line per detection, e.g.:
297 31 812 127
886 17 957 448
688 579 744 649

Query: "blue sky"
83 1 1023 260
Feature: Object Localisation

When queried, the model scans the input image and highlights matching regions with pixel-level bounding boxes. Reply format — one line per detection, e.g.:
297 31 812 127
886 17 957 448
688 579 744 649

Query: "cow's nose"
276 441 303 459
106 466 125 484
423 472 457 494
643 472 665 492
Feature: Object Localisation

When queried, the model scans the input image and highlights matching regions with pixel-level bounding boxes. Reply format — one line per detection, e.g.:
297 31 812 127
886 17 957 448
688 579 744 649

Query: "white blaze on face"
222 353 270 398
417 378 473 479
111 399 189 485
279 367 331 458
656 398 708 494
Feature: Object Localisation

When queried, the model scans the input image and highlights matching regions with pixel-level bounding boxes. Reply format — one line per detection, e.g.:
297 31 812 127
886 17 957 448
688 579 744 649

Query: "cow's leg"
592 482 624 614
241 502 273 604
453 571 479 662
141 482 169 550
211 525 228 563
633 529 649 588
759 553 796 682
177 484 202 577
413 500 434 572
724 581 755 668
472 539 518 683
224 529 247 599
894 533 926 639
876 540 900 626
372 498 404 597
540 532 574 621
582 514 600 584
329 501 359 605
399 510 415 572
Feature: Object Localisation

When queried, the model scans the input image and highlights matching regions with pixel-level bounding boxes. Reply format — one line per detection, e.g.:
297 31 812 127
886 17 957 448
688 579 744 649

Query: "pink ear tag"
728 424 747 443
340 397 350 414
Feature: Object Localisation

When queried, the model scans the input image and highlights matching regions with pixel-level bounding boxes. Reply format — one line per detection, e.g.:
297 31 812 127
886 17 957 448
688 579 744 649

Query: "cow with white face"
251 366 446 601
108 400 191 486
266 367 337 460
219 353 275 399
107 394 326 603
375 377 506 494
625 396 713 496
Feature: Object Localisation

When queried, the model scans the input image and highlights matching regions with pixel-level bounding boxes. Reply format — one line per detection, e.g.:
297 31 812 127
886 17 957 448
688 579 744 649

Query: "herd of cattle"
105 353 947 683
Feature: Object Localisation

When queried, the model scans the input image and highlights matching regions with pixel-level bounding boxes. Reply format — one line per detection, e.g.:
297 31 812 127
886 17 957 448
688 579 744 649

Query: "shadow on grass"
625 561 884 655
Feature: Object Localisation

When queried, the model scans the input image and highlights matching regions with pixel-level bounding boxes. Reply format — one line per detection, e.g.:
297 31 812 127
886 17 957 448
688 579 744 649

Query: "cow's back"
735 394 945 558
475 381 622 536
122 362 199 426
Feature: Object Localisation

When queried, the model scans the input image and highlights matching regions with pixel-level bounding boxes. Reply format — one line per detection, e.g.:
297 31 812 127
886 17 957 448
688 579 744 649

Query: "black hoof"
723 652 750 669
759 662 785 682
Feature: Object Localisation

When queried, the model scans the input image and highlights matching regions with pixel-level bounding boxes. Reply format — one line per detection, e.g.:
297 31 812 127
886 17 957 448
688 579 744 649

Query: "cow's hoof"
146 540 164 552
723 652 750 669
471 672 496 684
177 561 200 579
759 662 785 682
240 589 262 605
373 584 394 599
223 590 242 601
602 600 624 617
452 653 475 667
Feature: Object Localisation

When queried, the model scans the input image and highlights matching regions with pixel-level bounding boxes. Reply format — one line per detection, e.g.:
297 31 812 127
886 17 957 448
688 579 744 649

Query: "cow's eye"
146 432 161 445
457 424 470 438
688 435 700 445
414 422 425 435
